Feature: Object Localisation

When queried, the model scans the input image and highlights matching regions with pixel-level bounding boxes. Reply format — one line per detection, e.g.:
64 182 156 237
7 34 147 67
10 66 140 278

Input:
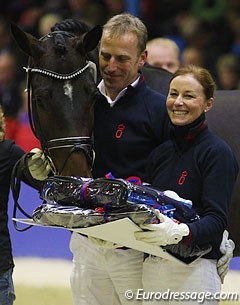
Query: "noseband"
24 31 94 175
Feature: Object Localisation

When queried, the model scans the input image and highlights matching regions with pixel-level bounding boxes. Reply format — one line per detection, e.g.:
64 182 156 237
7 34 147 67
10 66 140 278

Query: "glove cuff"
179 223 190 237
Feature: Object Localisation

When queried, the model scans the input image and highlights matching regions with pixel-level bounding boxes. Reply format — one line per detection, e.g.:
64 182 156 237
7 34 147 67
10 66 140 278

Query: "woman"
0 104 41 305
135 65 239 304
0 105 25 305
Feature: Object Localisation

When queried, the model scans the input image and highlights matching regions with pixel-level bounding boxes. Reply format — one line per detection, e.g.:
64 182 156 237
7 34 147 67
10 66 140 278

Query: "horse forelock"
53 33 67 55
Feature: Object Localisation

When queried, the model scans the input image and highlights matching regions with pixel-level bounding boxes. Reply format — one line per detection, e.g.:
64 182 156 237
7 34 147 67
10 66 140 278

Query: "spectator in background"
181 46 205 67
38 12 62 37
102 0 125 23
0 52 22 141
226 2 240 57
17 4 43 37
42 0 68 18
139 0 191 40
216 54 240 90
65 0 106 26
189 0 227 23
176 13 232 76
146 37 180 73
0 18 12 53
0 17 27 80
229 17 240 57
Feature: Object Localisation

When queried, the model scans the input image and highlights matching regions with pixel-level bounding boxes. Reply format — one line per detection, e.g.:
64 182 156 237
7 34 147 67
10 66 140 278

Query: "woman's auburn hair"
0 105 6 142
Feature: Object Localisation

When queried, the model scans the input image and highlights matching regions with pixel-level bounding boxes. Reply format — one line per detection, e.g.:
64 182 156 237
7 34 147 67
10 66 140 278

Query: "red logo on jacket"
178 170 188 185
115 124 125 138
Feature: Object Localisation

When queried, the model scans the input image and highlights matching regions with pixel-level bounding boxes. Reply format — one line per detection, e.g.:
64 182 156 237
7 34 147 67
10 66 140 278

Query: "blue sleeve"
188 141 239 245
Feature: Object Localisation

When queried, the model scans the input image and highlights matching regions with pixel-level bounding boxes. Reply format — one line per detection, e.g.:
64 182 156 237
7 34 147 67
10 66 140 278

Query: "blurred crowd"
0 0 240 151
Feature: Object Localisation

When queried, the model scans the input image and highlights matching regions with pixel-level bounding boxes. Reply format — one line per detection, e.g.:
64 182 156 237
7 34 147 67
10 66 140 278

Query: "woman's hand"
134 210 189 246
27 148 51 180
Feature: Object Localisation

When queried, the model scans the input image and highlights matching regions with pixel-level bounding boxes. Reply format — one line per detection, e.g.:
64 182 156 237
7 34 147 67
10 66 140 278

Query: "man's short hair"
103 13 148 55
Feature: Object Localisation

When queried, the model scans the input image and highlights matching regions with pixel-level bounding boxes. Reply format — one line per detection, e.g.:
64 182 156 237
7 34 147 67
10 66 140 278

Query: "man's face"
147 45 179 73
99 31 146 99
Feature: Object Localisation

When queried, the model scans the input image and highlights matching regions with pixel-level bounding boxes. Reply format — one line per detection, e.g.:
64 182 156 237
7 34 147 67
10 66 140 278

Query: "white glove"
88 236 120 249
164 190 192 206
217 230 235 283
28 148 51 180
135 210 189 246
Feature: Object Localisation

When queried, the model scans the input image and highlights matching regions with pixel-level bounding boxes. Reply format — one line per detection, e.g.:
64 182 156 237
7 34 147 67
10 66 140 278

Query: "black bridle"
24 31 94 175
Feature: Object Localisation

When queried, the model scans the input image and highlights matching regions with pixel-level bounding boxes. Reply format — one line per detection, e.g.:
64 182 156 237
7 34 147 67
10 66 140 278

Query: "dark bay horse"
11 22 102 178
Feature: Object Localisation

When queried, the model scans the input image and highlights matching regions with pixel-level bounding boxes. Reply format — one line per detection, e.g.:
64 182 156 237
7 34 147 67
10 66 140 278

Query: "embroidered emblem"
115 123 125 138
178 170 188 185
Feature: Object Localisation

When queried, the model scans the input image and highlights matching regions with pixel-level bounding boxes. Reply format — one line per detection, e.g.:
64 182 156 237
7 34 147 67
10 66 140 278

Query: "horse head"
11 23 102 178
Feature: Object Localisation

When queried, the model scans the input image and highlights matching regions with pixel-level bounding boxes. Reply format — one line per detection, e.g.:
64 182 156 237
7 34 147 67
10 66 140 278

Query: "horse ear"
82 25 102 53
11 23 43 58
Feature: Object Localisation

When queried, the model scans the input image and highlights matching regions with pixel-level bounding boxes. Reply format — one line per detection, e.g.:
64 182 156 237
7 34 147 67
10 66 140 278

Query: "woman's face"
167 74 213 126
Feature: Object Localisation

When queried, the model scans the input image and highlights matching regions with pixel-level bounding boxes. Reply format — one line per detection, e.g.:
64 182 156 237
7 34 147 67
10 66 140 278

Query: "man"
27 13 234 305
70 13 169 305
92 15 169 180
146 37 180 73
